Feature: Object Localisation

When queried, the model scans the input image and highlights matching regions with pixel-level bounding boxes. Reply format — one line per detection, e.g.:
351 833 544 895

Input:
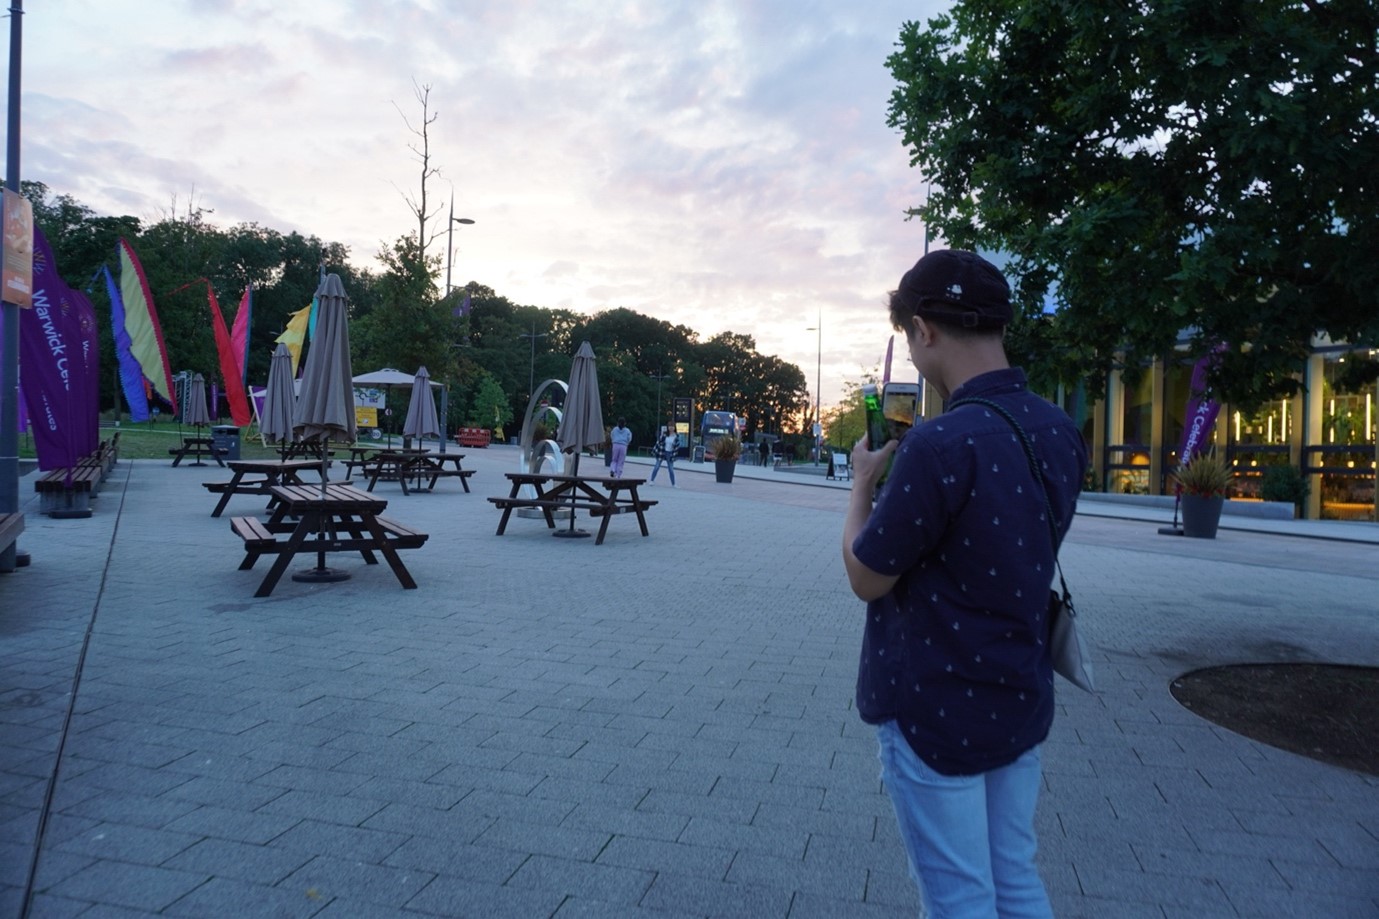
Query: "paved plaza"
2 445 1377 918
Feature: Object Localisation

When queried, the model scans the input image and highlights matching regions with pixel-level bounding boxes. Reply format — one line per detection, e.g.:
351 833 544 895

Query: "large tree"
887 0 1379 406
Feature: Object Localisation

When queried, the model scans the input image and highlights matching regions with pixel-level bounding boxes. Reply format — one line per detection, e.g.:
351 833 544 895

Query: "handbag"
950 397 1097 692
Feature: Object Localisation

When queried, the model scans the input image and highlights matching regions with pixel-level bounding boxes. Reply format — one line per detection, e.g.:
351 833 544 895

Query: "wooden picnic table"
170 436 226 467
363 450 474 495
228 482 427 598
203 458 324 517
488 472 656 545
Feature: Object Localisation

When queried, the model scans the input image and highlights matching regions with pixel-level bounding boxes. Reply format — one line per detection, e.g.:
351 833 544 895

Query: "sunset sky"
8 0 950 408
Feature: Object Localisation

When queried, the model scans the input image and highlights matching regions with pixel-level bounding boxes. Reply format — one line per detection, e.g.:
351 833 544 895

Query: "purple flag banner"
1175 344 1227 467
20 227 84 473
73 286 101 457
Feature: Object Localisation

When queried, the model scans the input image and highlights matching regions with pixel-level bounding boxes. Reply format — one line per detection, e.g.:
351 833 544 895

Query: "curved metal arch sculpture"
519 379 568 477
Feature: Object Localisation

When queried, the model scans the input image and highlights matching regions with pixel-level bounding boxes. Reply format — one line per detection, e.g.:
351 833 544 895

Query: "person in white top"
648 424 679 486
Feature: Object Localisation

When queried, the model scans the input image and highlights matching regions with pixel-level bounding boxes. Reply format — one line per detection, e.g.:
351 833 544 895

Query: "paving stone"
277 854 434 909
3 456 1377 918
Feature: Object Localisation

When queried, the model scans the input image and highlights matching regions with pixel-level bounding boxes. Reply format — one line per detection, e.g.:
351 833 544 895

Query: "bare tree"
392 78 443 259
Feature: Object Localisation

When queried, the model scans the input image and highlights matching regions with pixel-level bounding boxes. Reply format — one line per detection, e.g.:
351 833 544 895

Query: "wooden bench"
454 427 491 448
372 515 430 549
0 512 24 571
229 515 277 550
34 465 104 517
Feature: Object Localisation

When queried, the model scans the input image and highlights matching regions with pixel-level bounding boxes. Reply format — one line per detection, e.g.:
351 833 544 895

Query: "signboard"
355 406 378 428
3 188 33 307
672 397 693 440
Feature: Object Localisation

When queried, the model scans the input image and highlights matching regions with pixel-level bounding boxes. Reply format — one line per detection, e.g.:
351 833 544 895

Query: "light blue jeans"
876 720 1052 919
649 454 675 485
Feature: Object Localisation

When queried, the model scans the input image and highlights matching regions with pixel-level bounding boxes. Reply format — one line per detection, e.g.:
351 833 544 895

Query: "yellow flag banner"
274 305 311 374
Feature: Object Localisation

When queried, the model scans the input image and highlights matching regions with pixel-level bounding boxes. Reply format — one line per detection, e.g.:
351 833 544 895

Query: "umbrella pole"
293 437 350 583
553 451 590 538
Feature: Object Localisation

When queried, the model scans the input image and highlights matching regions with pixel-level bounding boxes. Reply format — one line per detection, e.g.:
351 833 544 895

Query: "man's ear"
911 315 935 347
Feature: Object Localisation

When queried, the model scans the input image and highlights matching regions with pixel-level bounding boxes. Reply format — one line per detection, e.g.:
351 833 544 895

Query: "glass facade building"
918 339 1378 522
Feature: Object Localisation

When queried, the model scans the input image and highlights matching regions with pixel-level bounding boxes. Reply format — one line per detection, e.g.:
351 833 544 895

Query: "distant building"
917 335 1377 522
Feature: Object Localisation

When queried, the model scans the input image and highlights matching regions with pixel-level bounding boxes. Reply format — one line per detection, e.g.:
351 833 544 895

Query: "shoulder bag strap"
948 397 1071 598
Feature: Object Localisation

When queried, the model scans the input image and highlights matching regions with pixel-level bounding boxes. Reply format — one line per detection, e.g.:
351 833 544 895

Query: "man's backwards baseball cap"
898 249 1012 329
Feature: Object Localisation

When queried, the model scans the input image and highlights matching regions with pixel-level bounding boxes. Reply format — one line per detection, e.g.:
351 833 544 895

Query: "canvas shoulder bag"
949 397 1097 692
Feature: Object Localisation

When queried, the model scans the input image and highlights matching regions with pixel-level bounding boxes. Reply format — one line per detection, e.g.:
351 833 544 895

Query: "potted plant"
712 434 742 483
1173 451 1233 538
1259 464 1310 518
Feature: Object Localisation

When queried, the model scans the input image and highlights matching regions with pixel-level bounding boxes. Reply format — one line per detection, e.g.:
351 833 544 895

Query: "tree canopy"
21 182 809 445
887 0 1379 406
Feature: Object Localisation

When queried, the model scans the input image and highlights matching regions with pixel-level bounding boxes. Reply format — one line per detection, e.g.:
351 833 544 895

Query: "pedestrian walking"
842 249 1087 918
609 417 632 477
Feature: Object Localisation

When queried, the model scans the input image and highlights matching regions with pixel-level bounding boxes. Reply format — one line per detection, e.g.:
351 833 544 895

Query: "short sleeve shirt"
852 368 1086 775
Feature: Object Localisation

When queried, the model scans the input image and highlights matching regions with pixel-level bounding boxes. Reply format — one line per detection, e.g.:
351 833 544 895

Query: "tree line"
24 182 810 447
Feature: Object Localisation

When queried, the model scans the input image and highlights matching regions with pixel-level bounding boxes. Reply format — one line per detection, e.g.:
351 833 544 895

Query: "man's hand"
849 434 897 489
842 433 901 601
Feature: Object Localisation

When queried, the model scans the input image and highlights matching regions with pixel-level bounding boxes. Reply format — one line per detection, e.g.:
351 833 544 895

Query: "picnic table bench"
228 482 428 597
0 512 24 570
362 450 475 495
170 436 226 467
489 472 657 545
203 458 324 517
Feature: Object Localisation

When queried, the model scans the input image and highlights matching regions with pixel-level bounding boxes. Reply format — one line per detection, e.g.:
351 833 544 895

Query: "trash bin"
211 425 240 461
692 444 706 464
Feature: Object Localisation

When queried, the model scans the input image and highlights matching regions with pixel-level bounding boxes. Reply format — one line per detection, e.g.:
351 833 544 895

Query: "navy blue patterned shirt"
853 368 1086 775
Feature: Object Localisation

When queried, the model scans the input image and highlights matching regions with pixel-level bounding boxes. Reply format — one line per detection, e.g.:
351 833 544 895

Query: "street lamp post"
519 320 547 402
441 193 475 454
806 311 821 464
445 192 475 296
649 366 671 432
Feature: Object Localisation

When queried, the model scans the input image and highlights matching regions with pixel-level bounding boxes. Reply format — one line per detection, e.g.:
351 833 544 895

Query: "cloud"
11 0 943 408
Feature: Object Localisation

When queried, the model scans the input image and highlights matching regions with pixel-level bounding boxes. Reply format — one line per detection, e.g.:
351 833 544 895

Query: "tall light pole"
519 319 547 400
445 191 475 296
649 366 672 431
1 2 23 571
806 311 821 464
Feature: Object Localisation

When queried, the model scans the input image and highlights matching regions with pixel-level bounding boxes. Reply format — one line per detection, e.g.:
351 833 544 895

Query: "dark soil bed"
1170 663 1379 777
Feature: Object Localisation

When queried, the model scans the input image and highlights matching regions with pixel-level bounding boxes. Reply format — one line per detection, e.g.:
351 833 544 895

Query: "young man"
843 249 1086 918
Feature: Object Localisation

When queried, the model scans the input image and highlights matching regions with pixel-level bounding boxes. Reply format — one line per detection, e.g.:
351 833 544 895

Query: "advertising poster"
2 188 33 307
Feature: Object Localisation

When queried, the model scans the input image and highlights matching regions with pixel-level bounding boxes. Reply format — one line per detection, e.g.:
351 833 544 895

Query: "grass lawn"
21 421 297 461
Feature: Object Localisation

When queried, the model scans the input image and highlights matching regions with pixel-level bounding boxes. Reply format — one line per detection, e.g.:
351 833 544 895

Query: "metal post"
806 311 821 465
649 367 671 437
519 320 547 402
1 1 24 571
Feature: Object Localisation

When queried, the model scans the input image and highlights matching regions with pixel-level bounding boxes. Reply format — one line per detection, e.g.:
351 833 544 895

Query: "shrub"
1259 464 1310 508
1173 451 1233 497
711 434 742 461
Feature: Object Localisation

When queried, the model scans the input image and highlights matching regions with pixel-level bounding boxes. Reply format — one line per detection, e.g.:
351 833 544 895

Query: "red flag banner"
204 281 252 426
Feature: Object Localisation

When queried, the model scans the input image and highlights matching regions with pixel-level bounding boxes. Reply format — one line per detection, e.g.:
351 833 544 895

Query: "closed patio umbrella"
401 365 440 447
290 272 356 582
260 343 296 458
554 341 605 537
182 373 213 465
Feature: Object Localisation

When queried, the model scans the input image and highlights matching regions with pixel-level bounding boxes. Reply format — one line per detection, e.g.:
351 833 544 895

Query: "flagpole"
1 1 25 572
